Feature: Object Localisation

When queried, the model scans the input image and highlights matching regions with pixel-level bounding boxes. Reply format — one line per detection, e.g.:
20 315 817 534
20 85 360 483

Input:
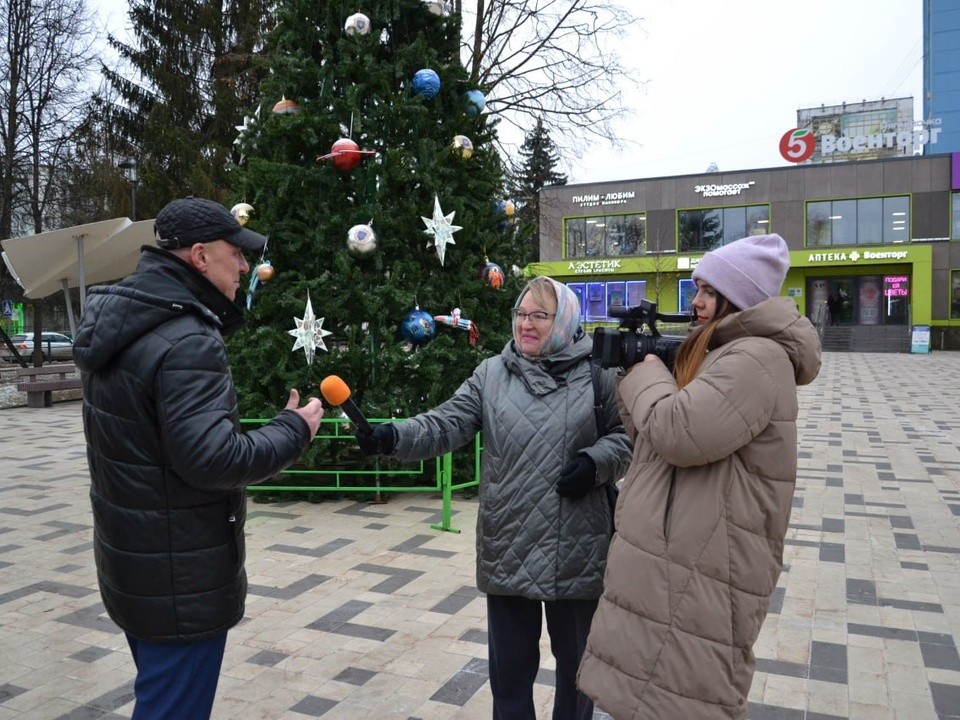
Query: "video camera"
592 299 692 370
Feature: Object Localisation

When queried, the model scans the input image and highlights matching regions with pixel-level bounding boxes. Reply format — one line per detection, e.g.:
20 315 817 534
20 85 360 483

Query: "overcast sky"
561 0 924 184
94 0 924 186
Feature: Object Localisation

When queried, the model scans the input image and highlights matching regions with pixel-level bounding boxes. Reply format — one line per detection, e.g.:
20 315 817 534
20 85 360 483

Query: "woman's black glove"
355 423 397 457
556 454 597 499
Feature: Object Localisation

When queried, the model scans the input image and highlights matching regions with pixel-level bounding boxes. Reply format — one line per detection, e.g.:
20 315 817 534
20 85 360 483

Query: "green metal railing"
240 416 481 533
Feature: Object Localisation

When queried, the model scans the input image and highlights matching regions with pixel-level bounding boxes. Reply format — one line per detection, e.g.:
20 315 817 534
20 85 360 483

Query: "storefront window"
858 276 882 325
951 271 960 319
885 196 909 242
678 204 770 252
952 193 960 239
858 198 883 244
806 203 831 246
804 196 909 246
564 213 646 258
567 280 647 321
808 275 909 326
883 275 909 324
832 200 858 245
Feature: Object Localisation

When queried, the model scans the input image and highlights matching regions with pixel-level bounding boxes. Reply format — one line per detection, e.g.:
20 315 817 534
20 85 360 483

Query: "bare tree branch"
0 0 96 246
461 0 640 161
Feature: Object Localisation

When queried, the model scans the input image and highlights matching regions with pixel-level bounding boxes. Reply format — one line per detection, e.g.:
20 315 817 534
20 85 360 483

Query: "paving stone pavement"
1 351 959 720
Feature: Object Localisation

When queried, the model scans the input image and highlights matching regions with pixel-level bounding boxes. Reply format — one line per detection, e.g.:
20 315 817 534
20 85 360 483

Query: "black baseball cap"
154 197 267 251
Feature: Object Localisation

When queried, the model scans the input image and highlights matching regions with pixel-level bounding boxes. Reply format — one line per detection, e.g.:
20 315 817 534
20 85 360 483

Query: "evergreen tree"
228 0 523 475
511 116 567 262
94 0 270 217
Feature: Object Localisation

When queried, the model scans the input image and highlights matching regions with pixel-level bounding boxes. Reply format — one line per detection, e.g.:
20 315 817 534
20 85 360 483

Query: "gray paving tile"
931 682 960 717
288 695 338 717
747 703 805 719
0 685 28 702
920 643 960 671
352 562 424 593
69 646 113 663
429 657 489 706
846 578 878 605
247 649 288 666
333 666 376 685
247 572 331 600
431 585 483 614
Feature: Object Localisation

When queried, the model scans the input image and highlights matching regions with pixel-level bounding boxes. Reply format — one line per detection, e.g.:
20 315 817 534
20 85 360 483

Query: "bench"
15 364 82 408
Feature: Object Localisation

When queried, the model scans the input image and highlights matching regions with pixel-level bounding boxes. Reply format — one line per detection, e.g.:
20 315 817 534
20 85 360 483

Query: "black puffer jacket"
73 246 310 643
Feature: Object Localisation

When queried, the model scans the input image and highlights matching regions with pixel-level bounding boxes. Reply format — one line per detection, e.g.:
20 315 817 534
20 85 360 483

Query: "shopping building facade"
532 153 960 351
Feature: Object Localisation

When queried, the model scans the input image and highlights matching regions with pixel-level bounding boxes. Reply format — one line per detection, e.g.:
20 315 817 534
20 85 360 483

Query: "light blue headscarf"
512 276 581 356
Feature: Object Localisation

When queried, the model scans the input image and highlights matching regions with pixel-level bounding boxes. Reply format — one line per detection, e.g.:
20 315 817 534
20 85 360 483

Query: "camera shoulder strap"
589 361 603 438
590 359 619 533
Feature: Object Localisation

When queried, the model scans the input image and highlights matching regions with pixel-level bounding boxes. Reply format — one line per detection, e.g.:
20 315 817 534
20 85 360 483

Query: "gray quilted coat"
392 333 632 600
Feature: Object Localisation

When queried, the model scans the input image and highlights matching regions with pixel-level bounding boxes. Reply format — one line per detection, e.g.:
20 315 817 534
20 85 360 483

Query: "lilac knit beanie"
691 234 790 311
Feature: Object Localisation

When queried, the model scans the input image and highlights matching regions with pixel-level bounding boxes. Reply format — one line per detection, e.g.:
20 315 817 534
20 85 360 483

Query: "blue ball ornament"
412 69 441 99
400 308 437 346
464 89 486 116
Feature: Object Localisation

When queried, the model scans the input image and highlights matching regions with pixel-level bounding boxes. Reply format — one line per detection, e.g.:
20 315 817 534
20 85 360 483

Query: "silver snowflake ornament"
288 292 333 366
421 194 462 266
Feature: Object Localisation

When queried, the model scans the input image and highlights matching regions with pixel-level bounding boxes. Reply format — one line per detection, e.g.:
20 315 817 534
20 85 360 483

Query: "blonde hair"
672 293 737 388
521 277 558 312
513 276 581 356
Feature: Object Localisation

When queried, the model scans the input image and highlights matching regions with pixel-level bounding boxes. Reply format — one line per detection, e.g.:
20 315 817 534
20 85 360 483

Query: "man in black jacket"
73 197 325 719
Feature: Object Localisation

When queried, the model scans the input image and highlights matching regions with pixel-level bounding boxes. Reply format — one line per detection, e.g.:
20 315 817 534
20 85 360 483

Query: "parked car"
0 332 74 362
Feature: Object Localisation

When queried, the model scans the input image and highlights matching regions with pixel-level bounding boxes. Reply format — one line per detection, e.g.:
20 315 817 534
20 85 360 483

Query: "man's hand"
286 388 324 439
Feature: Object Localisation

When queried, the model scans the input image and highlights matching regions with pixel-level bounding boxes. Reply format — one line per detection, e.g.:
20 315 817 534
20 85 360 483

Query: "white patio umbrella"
1 217 155 336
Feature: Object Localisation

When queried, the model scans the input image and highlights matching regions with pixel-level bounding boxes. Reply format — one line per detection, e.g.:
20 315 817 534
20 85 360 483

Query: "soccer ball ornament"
400 307 436 346
412 69 441 99
347 224 377 255
451 135 473 159
479 261 505 289
464 89 486 116
344 13 370 35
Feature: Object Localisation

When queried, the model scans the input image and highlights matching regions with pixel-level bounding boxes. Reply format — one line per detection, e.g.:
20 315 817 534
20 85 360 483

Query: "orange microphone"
320 375 373 434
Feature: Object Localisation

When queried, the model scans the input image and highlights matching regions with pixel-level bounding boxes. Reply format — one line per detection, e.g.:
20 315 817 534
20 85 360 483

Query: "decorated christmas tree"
229 0 522 454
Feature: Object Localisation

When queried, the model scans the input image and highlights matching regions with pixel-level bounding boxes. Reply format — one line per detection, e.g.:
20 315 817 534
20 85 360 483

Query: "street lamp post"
118 158 139 220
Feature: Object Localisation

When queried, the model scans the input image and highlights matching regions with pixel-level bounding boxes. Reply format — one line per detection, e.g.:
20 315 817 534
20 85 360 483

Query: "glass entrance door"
807 274 910 326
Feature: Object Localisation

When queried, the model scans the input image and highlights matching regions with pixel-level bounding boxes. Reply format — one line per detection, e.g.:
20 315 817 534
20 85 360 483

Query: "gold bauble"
256 263 275 281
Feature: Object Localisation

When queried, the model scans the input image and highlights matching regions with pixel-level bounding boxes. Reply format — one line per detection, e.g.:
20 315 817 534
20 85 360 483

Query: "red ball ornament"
316 138 377 172
330 138 361 171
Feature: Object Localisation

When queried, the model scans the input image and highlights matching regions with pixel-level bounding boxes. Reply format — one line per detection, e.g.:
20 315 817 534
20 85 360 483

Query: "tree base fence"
241 416 481 533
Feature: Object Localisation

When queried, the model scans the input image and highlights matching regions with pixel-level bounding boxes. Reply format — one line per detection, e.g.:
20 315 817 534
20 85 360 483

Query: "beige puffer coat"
577 297 821 719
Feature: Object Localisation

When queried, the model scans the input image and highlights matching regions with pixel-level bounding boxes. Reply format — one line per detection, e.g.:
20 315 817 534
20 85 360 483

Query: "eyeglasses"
511 309 556 323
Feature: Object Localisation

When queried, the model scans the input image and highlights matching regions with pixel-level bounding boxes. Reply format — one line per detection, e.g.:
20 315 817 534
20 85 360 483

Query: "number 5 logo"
779 128 815 163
